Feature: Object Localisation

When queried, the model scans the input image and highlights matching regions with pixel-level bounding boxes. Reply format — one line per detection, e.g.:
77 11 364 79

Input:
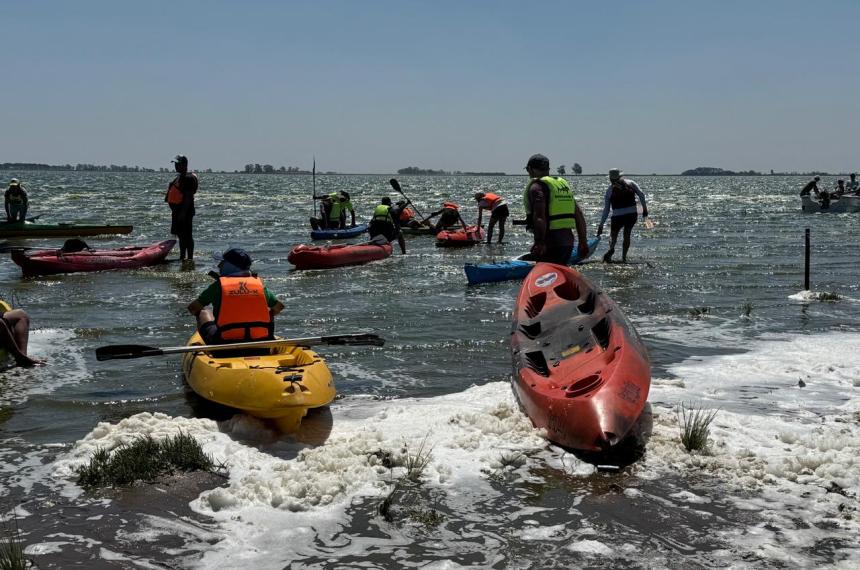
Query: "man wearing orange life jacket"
187 247 284 345
425 201 468 234
165 154 198 262
474 191 509 244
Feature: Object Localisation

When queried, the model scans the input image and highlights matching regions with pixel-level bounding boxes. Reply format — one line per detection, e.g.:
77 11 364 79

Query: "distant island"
681 166 762 176
397 166 506 176
1 162 164 173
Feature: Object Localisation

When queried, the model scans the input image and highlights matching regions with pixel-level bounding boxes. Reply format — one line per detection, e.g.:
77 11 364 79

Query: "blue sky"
2 0 858 173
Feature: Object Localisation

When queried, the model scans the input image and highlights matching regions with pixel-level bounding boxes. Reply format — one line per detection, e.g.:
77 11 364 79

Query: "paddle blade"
320 333 385 347
389 178 402 193
95 345 164 361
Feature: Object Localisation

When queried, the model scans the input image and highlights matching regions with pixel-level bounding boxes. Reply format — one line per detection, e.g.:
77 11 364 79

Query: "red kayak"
11 240 176 276
435 226 485 247
511 263 651 451
288 242 392 270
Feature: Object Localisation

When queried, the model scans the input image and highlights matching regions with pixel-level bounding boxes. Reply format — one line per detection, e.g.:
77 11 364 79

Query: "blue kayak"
464 237 601 286
310 223 368 240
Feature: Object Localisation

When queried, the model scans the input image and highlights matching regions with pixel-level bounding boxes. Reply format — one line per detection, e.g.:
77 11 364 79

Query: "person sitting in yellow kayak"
187 247 284 344
0 306 45 367
5 178 29 223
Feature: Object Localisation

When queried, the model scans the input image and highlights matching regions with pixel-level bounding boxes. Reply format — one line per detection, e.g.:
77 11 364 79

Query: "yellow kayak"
0 300 11 364
180 332 336 432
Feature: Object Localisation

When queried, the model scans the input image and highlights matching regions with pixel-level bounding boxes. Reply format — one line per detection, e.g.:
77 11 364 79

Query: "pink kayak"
288 242 393 270
11 240 176 276
435 226 485 247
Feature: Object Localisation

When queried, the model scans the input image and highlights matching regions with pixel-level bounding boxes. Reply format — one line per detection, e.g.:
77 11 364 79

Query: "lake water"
1 172 858 568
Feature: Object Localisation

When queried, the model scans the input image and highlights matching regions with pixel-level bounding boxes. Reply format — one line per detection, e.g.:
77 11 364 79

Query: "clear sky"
2 0 858 174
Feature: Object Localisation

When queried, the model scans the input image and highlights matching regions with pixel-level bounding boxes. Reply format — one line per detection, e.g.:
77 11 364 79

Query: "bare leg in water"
0 310 45 367
621 225 634 263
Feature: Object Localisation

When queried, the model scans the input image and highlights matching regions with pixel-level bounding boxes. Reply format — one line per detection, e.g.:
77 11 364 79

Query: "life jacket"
399 207 414 222
372 204 394 223
442 202 459 210
6 187 26 205
609 180 637 210
479 192 504 210
215 276 273 341
167 172 197 205
523 177 576 231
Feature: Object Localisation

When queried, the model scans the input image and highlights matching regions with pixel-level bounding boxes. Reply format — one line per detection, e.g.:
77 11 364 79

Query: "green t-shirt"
197 279 280 318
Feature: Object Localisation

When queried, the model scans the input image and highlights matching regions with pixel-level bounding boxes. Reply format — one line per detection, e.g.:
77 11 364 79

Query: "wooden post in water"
804 228 810 290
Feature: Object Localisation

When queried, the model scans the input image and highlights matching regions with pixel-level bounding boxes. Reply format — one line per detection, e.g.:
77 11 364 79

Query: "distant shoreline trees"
397 166 505 175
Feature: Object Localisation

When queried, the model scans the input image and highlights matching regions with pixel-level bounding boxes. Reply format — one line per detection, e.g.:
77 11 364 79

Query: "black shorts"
490 204 509 222
368 220 396 242
610 213 637 233
171 214 194 237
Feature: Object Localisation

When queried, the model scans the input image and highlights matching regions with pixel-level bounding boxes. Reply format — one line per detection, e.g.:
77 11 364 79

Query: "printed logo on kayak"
535 272 558 288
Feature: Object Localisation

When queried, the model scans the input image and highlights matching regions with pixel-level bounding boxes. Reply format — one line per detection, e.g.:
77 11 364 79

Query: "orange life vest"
166 172 198 205
442 202 459 210
216 276 273 341
399 207 414 222
481 193 502 209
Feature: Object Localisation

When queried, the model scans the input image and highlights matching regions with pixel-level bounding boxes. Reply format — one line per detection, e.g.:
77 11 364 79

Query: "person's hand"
642 208 648 219
597 224 603 236
530 242 546 257
577 242 589 259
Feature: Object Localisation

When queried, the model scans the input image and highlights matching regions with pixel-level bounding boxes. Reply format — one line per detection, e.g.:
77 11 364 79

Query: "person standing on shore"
597 168 648 263
5 178 29 222
523 154 588 263
165 155 198 261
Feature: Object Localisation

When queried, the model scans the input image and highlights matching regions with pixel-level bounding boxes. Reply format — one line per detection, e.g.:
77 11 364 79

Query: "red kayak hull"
435 226 485 247
288 242 393 270
511 263 651 451
11 240 176 276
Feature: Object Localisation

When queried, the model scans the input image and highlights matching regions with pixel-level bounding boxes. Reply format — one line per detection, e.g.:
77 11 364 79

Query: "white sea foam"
54 331 860 567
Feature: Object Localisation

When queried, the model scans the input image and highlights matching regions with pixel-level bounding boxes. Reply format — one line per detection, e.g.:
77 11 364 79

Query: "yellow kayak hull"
0 300 11 364
181 333 336 432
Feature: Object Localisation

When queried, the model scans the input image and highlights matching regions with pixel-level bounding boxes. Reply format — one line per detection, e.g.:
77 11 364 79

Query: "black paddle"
389 179 427 220
95 333 385 361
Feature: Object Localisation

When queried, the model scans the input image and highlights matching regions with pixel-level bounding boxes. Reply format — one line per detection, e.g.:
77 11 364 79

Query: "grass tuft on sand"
677 402 719 452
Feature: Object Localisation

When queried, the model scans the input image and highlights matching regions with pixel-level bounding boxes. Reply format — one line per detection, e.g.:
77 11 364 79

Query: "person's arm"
597 188 611 234
270 301 285 317
574 204 588 257
187 300 204 316
4 190 10 218
264 288 284 317
188 283 217 315
529 183 549 245
458 212 469 231
349 207 356 227
476 204 483 227
21 190 28 207
630 181 647 217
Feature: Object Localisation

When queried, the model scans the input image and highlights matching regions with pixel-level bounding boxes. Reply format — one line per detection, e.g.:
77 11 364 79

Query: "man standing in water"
598 168 648 263
165 155 198 261
799 176 821 197
523 154 588 263
5 178 29 222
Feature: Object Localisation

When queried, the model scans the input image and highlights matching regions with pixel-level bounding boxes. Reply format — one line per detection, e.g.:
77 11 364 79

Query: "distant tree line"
397 166 448 175
242 164 310 174
682 167 762 176
0 162 160 172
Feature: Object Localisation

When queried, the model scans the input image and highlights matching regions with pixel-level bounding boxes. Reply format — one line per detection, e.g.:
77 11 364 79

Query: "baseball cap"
525 154 550 171
609 168 624 181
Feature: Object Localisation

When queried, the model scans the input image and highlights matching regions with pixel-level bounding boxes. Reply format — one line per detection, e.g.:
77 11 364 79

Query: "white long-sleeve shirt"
599 179 647 226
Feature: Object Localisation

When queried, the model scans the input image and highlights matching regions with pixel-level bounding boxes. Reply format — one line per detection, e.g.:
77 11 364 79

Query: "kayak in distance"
510 263 651 451
180 332 336 433
435 226 485 247
288 241 393 270
801 194 860 213
309 223 368 240
0 220 133 238
464 236 601 286
11 240 176 276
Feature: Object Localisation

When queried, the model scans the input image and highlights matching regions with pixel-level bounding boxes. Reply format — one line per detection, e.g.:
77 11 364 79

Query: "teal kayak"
464 237 601 285
0 221 133 238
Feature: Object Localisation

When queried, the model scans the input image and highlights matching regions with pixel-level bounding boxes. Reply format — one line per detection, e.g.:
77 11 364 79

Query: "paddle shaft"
389 179 427 220
312 158 317 218
96 333 384 361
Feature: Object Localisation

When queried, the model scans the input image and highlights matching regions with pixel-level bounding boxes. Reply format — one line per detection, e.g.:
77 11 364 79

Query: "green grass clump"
400 437 433 484
677 402 719 452
76 432 216 489
0 512 28 570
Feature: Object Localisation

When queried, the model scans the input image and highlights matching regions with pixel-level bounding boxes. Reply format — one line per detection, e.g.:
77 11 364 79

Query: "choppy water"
1 172 859 568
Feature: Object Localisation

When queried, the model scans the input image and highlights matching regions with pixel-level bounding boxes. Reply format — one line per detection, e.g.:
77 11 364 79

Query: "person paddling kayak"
187 247 284 344
5 178 29 223
0 306 45 367
368 197 406 254
474 191 509 244
165 155 198 261
425 202 469 235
